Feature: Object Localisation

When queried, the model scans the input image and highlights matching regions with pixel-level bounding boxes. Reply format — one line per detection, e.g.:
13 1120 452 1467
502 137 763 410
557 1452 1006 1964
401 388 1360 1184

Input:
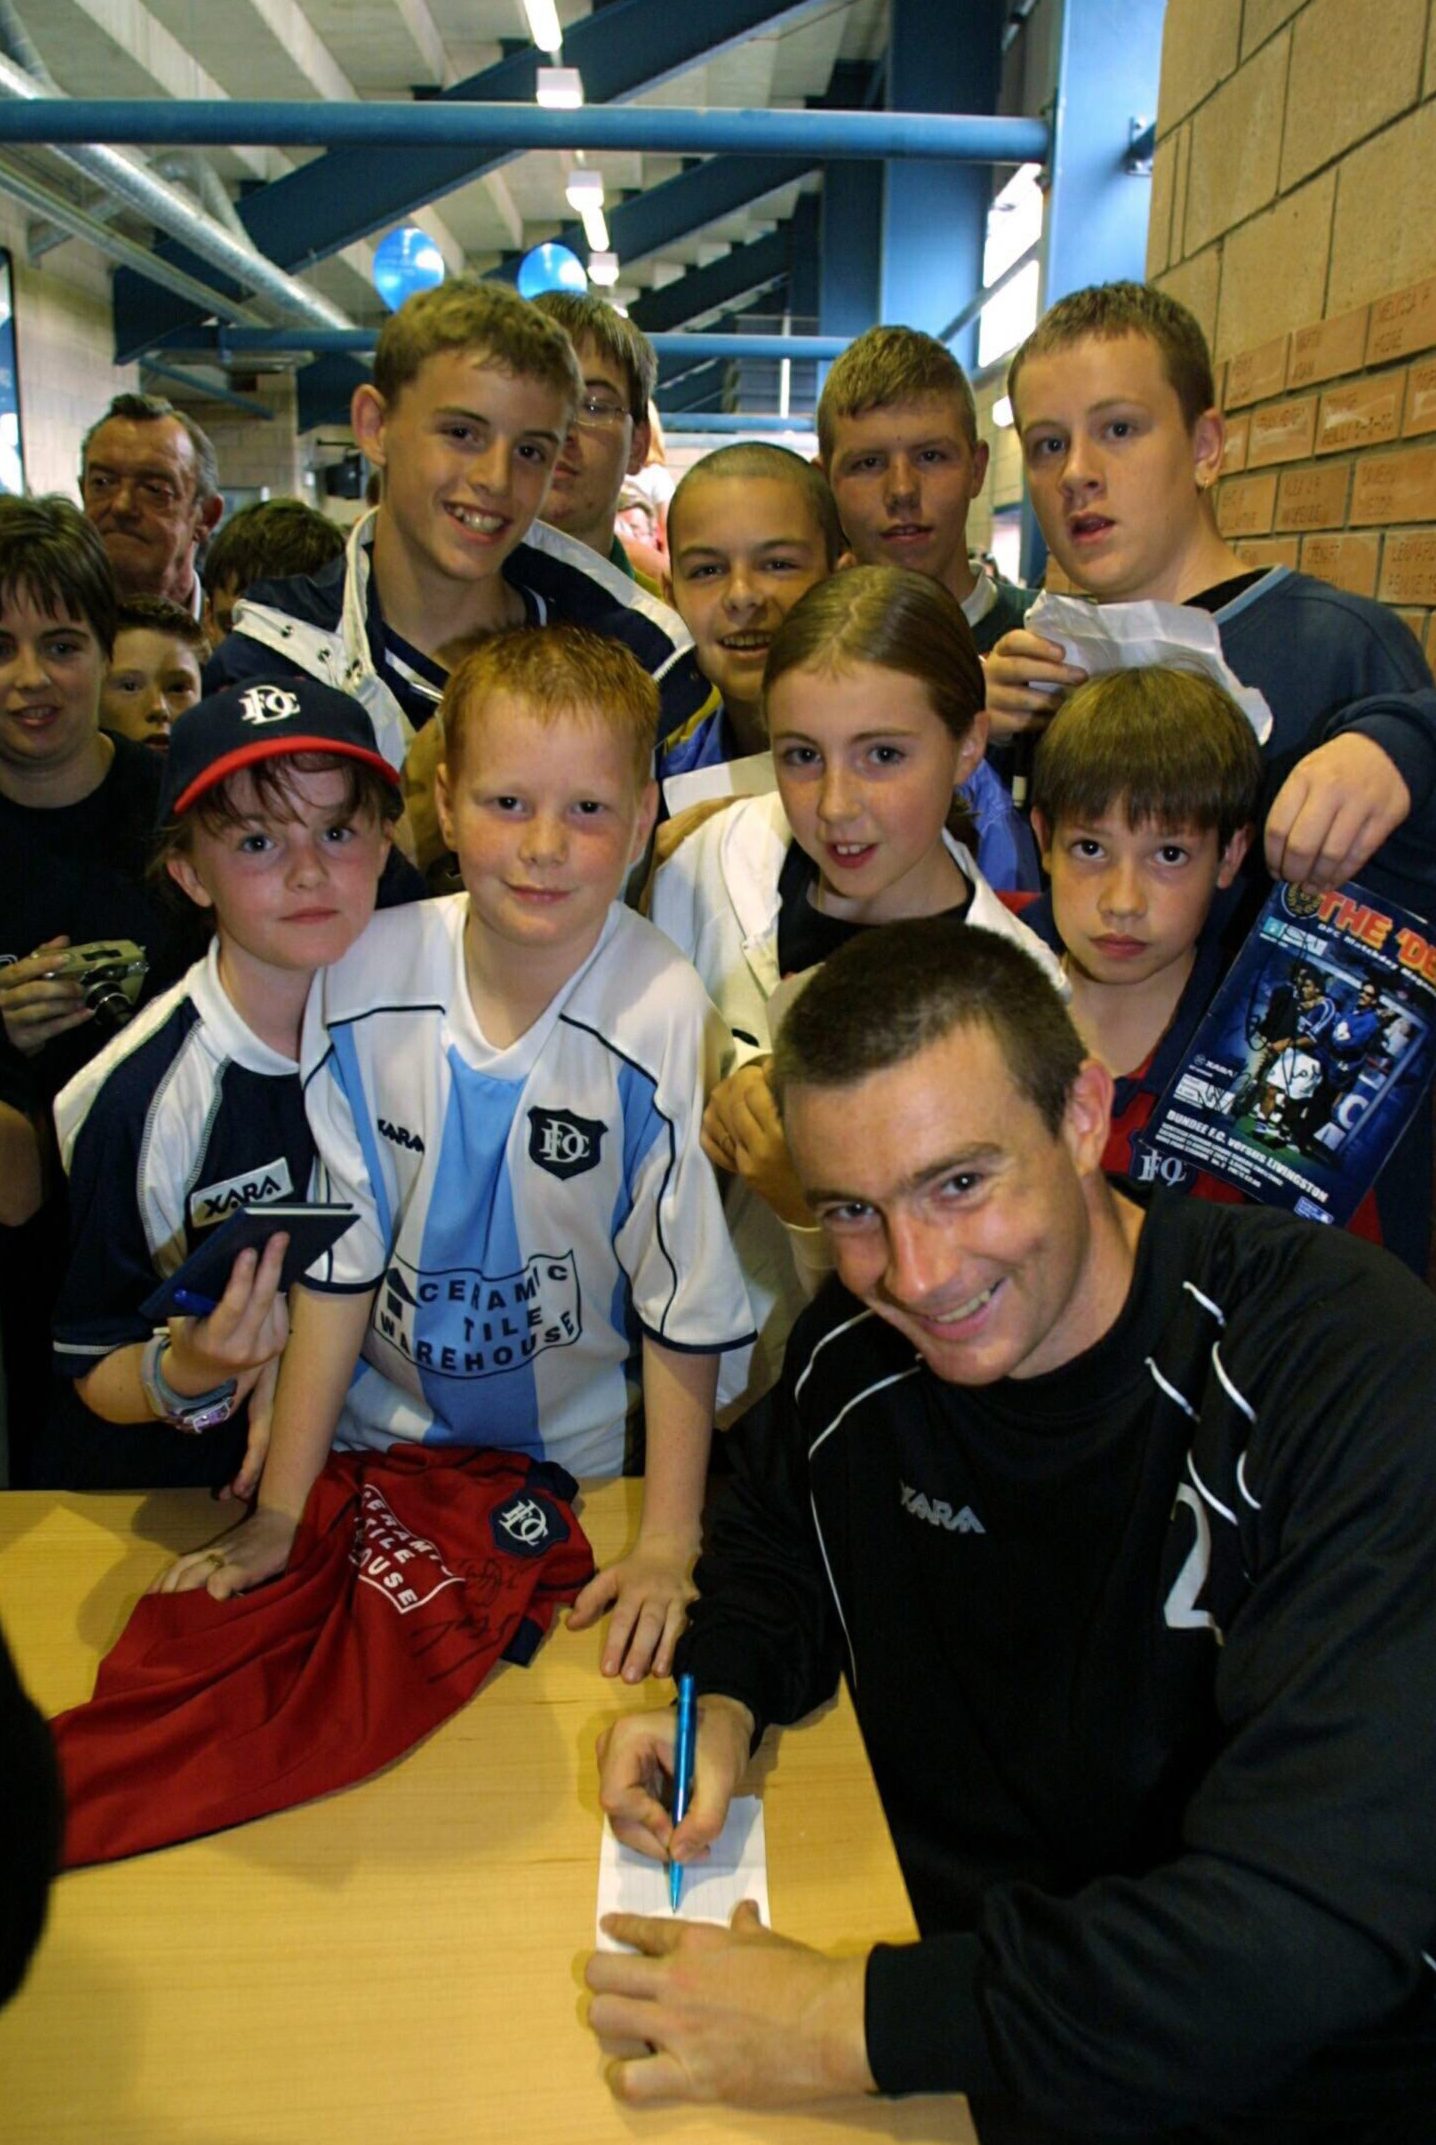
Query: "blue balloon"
372 226 446 312
516 242 588 299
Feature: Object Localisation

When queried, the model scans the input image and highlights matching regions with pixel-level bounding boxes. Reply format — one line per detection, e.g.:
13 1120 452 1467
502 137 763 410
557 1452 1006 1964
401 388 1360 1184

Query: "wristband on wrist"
139 1332 239 1434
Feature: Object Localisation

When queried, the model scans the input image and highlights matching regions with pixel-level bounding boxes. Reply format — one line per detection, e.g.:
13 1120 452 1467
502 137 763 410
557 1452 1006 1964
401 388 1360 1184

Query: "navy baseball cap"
159 677 401 820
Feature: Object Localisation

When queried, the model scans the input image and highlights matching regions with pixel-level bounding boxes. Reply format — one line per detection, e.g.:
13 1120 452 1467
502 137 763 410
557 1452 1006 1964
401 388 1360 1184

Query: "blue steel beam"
195 328 852 361
497 60 881 286
657 360 721 394
564 61 884 317
788 193 820 323
631 231 791 335
939 240 1040 344
141 360 273 418
110 0 838 361
1041 0 1161 306
659 412 814 434
659 362 730 412
881 0 1005 360
819 159 880 343
659 322 741 394
297 353 375 434
1018 0 1164 584
6 101 1052 160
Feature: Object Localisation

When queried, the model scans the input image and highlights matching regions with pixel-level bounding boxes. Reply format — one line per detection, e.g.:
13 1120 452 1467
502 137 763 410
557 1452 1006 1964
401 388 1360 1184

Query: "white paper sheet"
1026 591 1275 745
595 1795 770 1949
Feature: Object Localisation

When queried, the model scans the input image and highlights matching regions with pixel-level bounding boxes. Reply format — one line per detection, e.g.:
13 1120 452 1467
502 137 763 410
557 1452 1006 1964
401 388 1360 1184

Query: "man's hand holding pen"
587 1689 875 2108
595 1689 754 1872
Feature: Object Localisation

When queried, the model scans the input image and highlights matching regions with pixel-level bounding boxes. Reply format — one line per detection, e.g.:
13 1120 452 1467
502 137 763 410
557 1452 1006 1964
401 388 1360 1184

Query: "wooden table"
0 1481 975 2145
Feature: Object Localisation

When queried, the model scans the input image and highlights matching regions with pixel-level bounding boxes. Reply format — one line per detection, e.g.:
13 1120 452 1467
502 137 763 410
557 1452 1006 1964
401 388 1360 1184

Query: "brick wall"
193 371 305 502
1215 288 1436 664
1151 0 1436 658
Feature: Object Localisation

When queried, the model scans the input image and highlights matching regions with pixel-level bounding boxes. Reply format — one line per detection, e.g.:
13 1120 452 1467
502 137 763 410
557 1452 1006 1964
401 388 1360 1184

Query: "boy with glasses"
532 291 658 584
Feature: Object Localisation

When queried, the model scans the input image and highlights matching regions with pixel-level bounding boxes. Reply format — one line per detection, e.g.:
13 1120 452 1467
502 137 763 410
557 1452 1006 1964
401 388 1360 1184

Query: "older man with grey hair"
80 392 222 613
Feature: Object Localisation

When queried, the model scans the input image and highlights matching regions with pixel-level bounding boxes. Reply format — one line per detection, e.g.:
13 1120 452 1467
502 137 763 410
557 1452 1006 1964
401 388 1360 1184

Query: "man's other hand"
586 1900 875 2107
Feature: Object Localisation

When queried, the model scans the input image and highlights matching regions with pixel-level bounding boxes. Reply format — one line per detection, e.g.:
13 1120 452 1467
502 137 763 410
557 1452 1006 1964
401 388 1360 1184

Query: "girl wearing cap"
35 678 404 1492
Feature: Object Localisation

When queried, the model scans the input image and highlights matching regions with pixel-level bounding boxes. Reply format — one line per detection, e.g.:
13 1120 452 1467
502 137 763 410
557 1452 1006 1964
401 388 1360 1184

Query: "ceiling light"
565 169 604 212
580 203 609 252
588 251 619 287
536 66 583 108
992 395 1014 428
520 0 564 56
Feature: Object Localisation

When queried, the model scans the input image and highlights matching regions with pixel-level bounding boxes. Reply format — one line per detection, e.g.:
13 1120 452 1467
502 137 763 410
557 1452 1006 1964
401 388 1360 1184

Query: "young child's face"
436 696 657 966
1015 333 1222 603
354 348 570 595
0 587 104 783
769 658 983 924
665 475 831 711
824 394 988 598
167 764 392 987
204 577 242 645
1036 807 1248 987
100 627 203 753
542 336 647 550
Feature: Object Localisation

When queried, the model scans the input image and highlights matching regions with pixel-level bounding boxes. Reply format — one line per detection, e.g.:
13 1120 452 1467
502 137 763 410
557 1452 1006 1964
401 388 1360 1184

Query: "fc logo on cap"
239 684 301 725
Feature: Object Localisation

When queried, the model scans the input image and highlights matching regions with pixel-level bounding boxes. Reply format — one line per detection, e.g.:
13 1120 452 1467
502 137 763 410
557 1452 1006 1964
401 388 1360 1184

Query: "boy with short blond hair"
817 323 1033 653
206 278 712 784
163 624 753 1685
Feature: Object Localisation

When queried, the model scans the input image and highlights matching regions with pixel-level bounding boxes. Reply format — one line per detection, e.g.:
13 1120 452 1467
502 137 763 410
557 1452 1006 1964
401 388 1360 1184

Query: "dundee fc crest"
528 1107 605 1180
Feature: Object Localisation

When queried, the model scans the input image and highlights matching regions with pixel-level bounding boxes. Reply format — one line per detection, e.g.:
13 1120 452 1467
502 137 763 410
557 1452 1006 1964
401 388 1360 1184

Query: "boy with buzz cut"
162 624 754 1689
817 323 1033 655
206 277 712 784
663 441 842 759
989 281 1436 926
1027 664 1393 1248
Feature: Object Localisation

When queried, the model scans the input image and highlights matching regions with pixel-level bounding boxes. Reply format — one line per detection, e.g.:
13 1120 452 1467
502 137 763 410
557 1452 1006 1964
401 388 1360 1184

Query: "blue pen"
669 1672 696 1913
172 1288 219 1317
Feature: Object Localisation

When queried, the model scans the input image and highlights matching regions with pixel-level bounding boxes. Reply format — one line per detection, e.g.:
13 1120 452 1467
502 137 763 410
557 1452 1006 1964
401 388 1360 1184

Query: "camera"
51 940 149 1029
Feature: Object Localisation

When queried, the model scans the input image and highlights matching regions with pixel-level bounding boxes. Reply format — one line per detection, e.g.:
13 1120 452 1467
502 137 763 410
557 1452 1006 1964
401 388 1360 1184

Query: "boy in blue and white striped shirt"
163 624 753 1684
